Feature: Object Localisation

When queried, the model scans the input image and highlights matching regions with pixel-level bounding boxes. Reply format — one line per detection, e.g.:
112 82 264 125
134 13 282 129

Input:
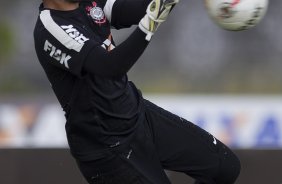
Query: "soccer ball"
205 0 269 31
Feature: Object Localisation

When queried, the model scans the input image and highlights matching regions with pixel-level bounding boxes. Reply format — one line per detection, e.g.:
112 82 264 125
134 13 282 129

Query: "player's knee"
215 149 241 184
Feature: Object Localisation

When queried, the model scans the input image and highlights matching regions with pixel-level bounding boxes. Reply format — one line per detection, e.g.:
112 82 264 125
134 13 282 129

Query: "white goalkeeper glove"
139 0 179 41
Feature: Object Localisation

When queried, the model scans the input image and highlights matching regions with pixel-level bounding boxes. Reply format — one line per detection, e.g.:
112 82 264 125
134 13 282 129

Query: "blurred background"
0 0 282 183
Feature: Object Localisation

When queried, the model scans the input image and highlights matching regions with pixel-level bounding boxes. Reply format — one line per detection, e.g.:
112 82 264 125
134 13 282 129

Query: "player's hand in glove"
139 0 179 41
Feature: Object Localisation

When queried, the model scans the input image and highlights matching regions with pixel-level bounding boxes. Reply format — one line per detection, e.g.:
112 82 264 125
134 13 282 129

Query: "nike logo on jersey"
61 25 89 44
44 40 71 69
213 136 217 145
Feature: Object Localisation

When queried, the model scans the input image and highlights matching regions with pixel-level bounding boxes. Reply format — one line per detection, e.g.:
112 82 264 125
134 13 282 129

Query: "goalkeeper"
34 0 240 183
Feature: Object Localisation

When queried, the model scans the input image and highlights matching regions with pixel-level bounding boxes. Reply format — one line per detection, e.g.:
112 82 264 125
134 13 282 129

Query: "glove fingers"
139 0 179 41
163 0 179 7
147 0 176 22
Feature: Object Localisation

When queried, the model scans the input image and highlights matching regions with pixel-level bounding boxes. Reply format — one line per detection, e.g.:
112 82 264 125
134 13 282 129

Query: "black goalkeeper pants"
76 100 241 184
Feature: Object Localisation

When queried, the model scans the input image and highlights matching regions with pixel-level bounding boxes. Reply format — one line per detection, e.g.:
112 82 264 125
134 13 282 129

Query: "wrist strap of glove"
139 14 161 41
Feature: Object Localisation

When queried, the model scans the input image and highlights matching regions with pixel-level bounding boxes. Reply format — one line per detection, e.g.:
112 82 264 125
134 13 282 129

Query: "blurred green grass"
0 21 14 64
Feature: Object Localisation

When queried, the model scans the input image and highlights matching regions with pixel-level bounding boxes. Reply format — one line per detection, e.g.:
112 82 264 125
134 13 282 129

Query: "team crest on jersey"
86 1 106 25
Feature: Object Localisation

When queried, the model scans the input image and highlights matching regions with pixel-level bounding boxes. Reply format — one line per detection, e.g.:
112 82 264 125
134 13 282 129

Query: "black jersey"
34 0 150 161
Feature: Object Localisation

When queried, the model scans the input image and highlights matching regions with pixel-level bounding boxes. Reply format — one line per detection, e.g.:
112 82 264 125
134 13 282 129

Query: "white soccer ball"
205 0 269 31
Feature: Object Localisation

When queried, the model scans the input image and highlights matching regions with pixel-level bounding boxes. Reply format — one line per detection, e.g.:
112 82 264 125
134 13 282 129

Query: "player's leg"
144 99 241 184
75 119 172 184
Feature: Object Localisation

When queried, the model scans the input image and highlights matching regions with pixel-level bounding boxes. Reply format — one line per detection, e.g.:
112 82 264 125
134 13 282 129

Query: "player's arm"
83 28 148 77
104 0 151 29
35 1 179 78
84 0 180 76
35 10 147 78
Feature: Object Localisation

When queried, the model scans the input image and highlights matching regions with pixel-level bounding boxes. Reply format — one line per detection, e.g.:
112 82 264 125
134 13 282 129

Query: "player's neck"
43 0 79 11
